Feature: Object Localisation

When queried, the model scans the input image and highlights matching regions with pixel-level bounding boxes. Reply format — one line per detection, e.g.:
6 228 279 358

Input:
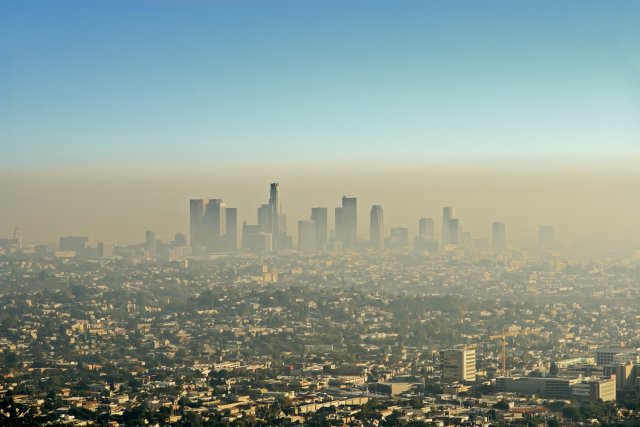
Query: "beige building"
573 377 617 402
441 348 476 382
496 376 580 398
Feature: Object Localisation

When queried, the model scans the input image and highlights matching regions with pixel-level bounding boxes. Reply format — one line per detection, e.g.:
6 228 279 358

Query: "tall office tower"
340 196 358 250
442 207 458 246
370 205 384 251
268 183 280 236
245 184 289 253
414 218 439 253
298 220 316 252
190 199 208 248
145 230 157 257
204 199 226 250
265 182 291 250
335 207 343 245
448 218 460 245
492 222 506 253
257 204 270 232
225 208 238 251
440 348 476 382
539 225 555 251
419 218 435 239
310 207 328 250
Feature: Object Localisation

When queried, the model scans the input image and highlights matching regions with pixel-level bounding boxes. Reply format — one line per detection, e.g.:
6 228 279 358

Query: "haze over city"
2 1 640 426
1 164 639 255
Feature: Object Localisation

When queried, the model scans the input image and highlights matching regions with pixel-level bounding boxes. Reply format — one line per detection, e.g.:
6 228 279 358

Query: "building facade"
441 348 476 382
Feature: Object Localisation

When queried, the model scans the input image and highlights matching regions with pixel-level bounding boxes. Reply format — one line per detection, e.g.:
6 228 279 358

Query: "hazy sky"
1 1 639 252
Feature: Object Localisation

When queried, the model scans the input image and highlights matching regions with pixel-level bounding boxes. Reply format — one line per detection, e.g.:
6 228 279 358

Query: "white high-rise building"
441 348 476 382
442 207 459 246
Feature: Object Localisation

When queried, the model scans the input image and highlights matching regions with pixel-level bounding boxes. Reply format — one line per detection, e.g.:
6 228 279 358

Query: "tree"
561 405 580 421
549 361 559 377
493 400 510 411
545 400 566 412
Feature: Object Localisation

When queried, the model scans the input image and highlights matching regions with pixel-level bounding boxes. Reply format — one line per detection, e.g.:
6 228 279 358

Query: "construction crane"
489 328 529 376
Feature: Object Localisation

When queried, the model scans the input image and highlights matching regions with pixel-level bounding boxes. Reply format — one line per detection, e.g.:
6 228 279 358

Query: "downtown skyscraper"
267 183 291 250
189 198 237 253
336 196 357 250
414 217 439 253
442 207 459 246
242 183 292 252
370 205 384 251
310 207 328 251
418 218 435 240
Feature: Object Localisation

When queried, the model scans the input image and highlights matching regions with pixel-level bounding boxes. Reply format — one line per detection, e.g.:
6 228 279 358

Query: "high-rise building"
204 199 226 251
267 183 291 250
448 218 460 245
442 207 458 246
298 220 316 252
310 207 328 251
225 208 238 251
334 207 343 248
145 230 157 257
539 225 555 251
268 183 280 236
370 205 384 251
418 218 435 239
191 198 236 252
338 196 357 250
244 183 291 252
257 204 270 232
414 218 438 253
492 222 506 253
190 199 208 249
440 348 476 382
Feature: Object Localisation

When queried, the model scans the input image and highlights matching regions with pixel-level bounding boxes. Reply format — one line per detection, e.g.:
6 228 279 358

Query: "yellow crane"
489 328 529 376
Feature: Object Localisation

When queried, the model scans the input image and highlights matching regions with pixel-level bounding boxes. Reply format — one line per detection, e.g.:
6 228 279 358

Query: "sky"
1 0 639 252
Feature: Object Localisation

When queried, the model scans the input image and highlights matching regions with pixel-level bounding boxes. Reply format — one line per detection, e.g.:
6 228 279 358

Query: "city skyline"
0 179 625 259
2 169 640 256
